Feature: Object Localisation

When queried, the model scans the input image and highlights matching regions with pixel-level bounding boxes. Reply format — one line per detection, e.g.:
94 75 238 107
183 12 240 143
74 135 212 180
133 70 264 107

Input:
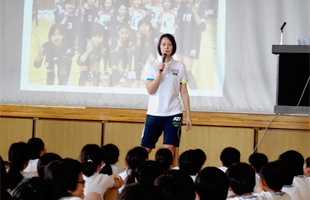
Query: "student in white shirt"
279 150 310 200
255 161 291 200
24 138 46 173
195 167 229 200
100 144 125 175
249 153 268 192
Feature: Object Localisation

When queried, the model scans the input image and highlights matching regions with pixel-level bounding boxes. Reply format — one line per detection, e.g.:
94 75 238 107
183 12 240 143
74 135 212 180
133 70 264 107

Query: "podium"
272 45 310 114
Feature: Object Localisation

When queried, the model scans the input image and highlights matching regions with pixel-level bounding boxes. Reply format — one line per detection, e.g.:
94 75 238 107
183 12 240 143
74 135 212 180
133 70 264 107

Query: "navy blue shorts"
141 113 183 148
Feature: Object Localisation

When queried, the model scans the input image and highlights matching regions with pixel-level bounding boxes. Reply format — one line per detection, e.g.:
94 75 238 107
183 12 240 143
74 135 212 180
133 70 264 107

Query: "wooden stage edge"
0 104 309 130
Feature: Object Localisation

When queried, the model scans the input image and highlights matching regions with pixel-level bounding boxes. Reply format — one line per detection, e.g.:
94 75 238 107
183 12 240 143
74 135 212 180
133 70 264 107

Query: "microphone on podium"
160 53 167 72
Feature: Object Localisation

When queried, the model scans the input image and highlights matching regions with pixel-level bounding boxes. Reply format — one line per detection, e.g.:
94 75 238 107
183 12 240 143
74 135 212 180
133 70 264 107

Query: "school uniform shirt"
23 159 39 172
110 15 131 36
59 197 83 200
55 13 79 46
129 8 146 31
97 10 111 30
293 175 310 200
307 176 310 182
172 166 179 170
218 167 234 197
77 39 107 66
254 173 261 194
160 10 177 35
145 3 163 28
218 166 227 173
281 185 303 200
79 5 99 39
190 175 197 182
145 57 188 116
83 172 115 197
228 194 268 200
118 168 132 194
255 191 292 200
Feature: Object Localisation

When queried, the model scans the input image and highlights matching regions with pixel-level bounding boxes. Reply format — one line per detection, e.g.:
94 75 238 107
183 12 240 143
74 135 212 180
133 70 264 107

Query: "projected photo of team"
29 0 218 90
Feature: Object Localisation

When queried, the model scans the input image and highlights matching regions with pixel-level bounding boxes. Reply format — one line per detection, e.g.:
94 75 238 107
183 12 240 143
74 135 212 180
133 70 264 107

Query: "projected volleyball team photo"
25 0 220 92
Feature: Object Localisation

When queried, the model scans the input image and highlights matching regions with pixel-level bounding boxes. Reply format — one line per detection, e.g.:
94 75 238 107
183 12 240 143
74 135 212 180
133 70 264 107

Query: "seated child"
179 150 202 181
135 160 164 184
155 148 173 172
219 147 240 173
100 144 125 175
249 153 268 192
37 153 62 178
24 138 46 173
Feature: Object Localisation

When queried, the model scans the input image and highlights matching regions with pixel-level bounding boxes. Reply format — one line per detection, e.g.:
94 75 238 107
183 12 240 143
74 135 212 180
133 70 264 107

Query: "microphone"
160 53 167 72
280 22 286 31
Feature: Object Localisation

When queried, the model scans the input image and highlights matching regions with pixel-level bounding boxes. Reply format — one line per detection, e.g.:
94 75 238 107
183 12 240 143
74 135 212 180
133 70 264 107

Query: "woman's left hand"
186 115 192 131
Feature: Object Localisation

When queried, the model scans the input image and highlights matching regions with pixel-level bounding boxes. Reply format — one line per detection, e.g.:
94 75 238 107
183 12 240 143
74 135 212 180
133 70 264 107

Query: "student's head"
195 167 229 200
260 161 285 191
303 157 310 177
138 18 152 35
132 0 142 8
226 162 255 196
195 149 207 169
248 153 268 173
155 148 173 172
48 24 66 45
8 142 30 190
179 150 201 176
12 177 53 200
104 0 112 10
135 161 164 184
125 147 149 184
117 24 131 42
163 0 174 11
27 138 46 160
44 159 84 200
220 147 240 168
64 0 77 13
150 0 159 5
86 0 96 6
118 4 128 17
37 153 62 178
279 150 304 176
155 170 196 200
118 182 165 200
99 144 119 175
80 144 103 177
88 22 104 47
157 34 177 56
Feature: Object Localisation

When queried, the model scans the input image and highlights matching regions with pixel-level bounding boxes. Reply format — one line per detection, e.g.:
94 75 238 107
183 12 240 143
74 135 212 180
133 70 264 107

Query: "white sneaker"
131 80 139 88
120 78 125 83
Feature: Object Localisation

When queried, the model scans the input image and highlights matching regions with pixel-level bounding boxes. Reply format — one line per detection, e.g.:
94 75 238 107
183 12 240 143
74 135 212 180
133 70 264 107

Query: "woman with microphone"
141 33 192 161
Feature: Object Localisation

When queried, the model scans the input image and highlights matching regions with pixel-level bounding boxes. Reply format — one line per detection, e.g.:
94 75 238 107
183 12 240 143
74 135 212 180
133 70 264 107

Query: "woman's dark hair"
48 23 66 42
27 138 45 160
37 153 62 178
80 144 103 177
12 177 53 200
155 148 173 172
125 147 148 185
100 144 120 175
157 34 177 56
1 156 9 190
7 142 30 190
44 159 82 200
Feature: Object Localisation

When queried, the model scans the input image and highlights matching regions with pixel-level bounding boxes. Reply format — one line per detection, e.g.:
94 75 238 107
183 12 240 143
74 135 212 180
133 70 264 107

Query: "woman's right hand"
157 62 165 74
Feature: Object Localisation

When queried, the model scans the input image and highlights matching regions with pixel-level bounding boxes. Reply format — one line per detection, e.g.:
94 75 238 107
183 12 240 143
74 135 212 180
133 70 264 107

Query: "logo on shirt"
171 69 179 76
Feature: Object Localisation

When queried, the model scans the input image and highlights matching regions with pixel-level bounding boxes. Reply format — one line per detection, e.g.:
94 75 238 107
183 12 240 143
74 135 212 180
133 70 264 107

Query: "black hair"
125 147 149 185
88 22 105 38
135 161 164 184
80 144 103 177
248 153 268 173
48 23 66 42
162 0 175 11
179 150 201 176
27 138 45 160
220 147 240 167
195 167 229 200
157 34 177 56
100 144 120 175
118 182 165 200
155 148 173 172
278 160 294 186
260 161 285 191
7 142 30 190
137 18 153 35
1 156 9 193
154 170 196 200
195 149 207 169
37 153 62 178
226 162 255 195
12 177 53 200
279 150 304 176
305 157 310 168
44 159 82 200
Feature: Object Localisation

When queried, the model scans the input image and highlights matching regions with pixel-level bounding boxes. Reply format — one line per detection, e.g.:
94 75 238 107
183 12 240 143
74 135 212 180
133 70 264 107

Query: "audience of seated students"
279 150 310 200
226 162 264 200
23 138 46 173
100 144 125 175
118 182 165 200
195 167 229 200
256 161 291 200
118 147 149 193
37 153 62 178
80 144 123 199
12 177 53 200
155 148 173 172
154 170 196 200
135 160 164 184
303 157 310 183
249 153 268 192
179 150 203 181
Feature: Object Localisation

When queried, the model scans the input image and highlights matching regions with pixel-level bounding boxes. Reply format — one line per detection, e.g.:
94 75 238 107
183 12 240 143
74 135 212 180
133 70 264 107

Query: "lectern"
272 45 310 114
